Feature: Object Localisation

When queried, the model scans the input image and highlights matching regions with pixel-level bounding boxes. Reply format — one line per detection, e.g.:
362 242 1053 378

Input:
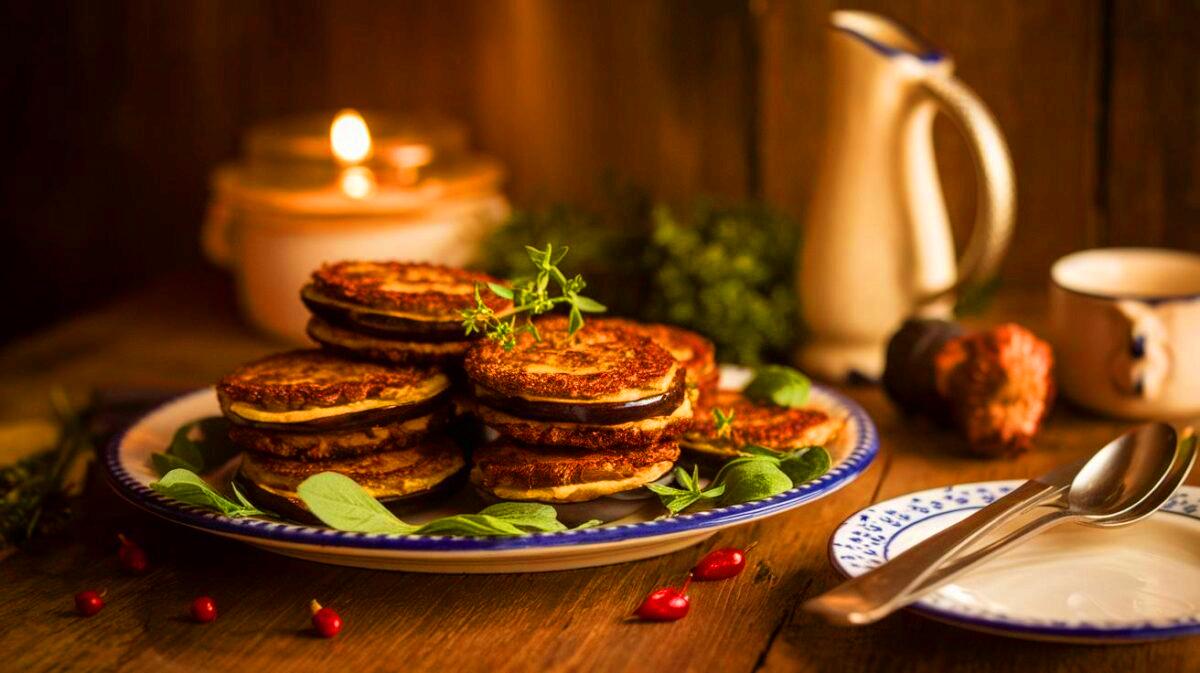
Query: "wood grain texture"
1104 0 1200 252
1 278 1198 673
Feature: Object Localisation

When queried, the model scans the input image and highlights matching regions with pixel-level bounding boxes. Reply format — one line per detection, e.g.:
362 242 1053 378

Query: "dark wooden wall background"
1 0 1197 343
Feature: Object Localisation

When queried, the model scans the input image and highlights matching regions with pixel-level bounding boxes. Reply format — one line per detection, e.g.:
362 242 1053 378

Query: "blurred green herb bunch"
476 186 800 365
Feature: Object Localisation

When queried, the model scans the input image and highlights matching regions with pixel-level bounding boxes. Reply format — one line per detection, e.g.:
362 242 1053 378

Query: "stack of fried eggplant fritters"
303 261 510 367
218 350 463 518
465 316 696 503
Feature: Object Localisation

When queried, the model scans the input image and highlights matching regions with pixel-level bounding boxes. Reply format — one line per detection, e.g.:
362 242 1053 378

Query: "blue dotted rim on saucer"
105 384 879 553
829 480 1200 642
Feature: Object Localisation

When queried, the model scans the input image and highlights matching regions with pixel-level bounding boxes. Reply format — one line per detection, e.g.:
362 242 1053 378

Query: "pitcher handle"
919 74 1016 304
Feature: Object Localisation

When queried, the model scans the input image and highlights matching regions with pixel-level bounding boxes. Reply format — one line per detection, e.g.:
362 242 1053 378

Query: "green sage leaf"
743 365 811 408
296 472 417 535
779 446 832 485
150 469 264 517
719 460 793 506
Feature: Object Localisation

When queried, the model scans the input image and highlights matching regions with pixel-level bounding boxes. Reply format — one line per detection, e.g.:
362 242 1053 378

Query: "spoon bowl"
1066 422 1178 519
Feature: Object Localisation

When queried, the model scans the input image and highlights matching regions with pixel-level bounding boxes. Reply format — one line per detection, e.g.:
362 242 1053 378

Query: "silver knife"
805 458 1084 625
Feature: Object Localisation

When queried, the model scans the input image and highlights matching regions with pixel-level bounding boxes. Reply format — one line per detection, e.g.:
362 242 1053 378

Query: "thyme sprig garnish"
462 243 607 350
712 407 735 439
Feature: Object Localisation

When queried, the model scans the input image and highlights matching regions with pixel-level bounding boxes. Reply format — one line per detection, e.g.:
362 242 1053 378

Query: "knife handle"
805 479 1058 625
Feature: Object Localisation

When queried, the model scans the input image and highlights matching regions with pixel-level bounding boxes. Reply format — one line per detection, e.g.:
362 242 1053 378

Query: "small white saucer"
829 481 1200 643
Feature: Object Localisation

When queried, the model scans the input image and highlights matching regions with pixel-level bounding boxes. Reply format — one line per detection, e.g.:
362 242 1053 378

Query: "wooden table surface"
2 272 1197 673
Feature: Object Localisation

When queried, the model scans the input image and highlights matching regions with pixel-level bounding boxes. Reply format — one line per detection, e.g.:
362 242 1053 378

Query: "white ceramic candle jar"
204 111 509 343
1050 248 1200 419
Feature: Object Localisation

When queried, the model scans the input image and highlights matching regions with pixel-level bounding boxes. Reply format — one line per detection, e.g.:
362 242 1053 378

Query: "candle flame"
330 109 372 165
340 166 376 200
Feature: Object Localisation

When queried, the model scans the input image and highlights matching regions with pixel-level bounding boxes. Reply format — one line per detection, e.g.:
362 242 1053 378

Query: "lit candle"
205 110 509 342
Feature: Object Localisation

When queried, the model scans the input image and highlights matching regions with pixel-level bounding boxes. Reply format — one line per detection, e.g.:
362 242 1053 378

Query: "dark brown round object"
307 317 473 366
474 370 687 425
882 318 965 421
301 285 469 342
475 396 693 449
217 349 448 411
311 261 509 319
464 315 678 401
227 409 448 461
471 438 679 502
226 388 452 433
682 390 842 458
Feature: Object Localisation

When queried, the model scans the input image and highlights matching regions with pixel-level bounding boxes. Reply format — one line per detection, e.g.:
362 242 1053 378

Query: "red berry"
190 596 218 623
692 547 750 581
74 590 105 617
117 534 148 574
310 599 342 638
633 576 692 622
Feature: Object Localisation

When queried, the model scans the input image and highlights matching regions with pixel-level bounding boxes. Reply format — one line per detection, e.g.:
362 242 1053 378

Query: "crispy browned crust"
217 349 446 410
464 315 677 400
311 261 509 318
307 317 473 366
472 439 680 489
687 390 841 449
227 411 447 460
476 404 692 449
595 318 717 388
243 435 463 482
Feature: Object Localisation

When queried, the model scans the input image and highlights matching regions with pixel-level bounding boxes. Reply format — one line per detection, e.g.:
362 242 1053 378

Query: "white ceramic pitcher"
797 11 1015 381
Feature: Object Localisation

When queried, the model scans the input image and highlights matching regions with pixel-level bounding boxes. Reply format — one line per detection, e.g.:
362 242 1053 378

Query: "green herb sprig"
462 243 607 350
712 407 735 438
646 466 726 515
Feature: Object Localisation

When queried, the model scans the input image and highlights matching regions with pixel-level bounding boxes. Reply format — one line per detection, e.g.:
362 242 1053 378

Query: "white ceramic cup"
1050 248 1200 419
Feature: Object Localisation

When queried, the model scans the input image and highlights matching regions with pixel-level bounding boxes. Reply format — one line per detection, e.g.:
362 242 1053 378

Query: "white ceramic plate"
104 370 878 573
830 481 1200 642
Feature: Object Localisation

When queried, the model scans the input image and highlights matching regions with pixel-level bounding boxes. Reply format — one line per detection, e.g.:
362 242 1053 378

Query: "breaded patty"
465 315 678 402
310 261 509 320
218 349 448 414
307 317 472 366
477 395 693 449
227 410 446 461
240 437 465 500
237 438 465 524
682 390 844 459
471 439 679 502
595 318 720 406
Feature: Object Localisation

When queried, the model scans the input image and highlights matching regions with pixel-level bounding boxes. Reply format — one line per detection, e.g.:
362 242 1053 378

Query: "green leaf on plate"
150 469 264 518
779 446 832 485
296 472 417 535
718 460 793 506
743 365 812 408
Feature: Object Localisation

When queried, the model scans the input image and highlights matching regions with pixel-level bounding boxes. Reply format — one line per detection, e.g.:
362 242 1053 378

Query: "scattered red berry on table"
692 544 755 581
190 596 218 623
310 599 342 638
633 575 692 622
74 590 105 617
117 534 148 574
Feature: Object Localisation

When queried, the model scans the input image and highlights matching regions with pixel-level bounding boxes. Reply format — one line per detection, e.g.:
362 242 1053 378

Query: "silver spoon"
806 423 1179 625
912 428 1196 595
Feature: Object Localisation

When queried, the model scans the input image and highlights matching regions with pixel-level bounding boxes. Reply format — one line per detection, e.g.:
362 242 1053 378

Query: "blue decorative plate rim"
105 383 879 553
829 480 1200 641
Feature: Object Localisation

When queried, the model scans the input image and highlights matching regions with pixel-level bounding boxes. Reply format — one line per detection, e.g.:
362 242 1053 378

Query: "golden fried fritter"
682 390 844 459
471 439 679 502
